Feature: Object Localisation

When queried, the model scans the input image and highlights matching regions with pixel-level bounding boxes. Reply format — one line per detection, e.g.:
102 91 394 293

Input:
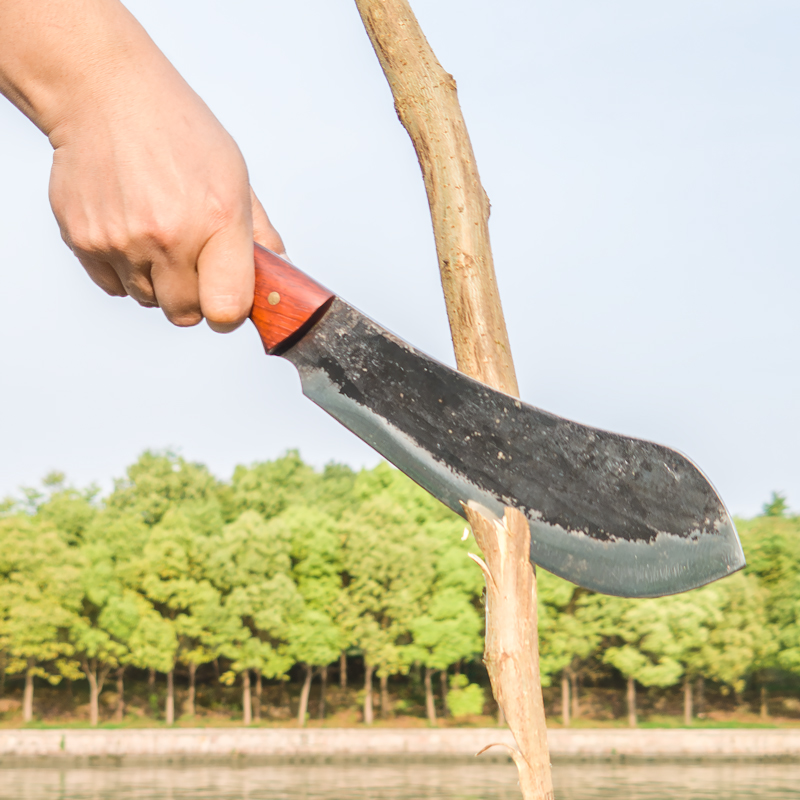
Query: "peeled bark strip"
466 506 554 800
353 0 518 396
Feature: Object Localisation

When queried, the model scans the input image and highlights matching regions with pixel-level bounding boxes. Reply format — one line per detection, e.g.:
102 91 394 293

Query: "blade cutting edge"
280 298 745 598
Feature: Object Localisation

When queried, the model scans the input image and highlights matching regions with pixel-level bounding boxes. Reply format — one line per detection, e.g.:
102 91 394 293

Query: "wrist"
0 0 178 143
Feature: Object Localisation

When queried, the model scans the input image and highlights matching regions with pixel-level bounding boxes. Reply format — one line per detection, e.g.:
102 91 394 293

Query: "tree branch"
353 2 551 797
353 0 518 396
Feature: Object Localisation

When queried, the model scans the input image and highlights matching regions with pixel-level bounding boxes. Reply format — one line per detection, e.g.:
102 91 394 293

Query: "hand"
0 0 284 332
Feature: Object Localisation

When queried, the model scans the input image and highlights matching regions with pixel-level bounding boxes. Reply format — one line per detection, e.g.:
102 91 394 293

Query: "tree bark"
380 672 390 719
760 685 769 720
298 664 312 727
84 660 99 727
339 651 347 689
187 662 196 717
114 666 125 723
363 662 374 725
424 666 437 726
82 658 110 728
570 671 580 720
466 507 553 799
561 671 570 727
439 669 449 718
23 658 34 722
242 669 252 725
0 652 6 696
166 669 174 725
697 676 705 716
254 669 262 722
319 665 328 720
148 667 155 691
627 676 637 728
353 0 517 396
684 675 693 726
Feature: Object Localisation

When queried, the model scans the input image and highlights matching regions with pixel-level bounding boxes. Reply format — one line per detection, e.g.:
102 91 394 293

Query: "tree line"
0 452 798 727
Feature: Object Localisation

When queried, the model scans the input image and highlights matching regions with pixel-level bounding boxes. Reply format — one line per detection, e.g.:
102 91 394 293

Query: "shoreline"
2 728 800 764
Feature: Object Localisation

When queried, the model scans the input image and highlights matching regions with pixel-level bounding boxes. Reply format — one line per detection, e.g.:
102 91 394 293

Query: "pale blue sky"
0 0 797 517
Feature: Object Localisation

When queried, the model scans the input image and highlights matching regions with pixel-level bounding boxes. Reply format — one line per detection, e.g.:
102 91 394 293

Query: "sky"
0 0 798 518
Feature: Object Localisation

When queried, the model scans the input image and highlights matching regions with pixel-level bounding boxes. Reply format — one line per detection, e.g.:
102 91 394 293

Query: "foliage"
446 673 485 717
762 491 789 518
1 457 798 725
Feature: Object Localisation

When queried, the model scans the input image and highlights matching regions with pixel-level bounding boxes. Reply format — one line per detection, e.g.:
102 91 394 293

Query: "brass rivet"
267 291 281 306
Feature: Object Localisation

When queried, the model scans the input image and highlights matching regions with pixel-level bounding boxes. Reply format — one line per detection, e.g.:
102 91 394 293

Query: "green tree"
700 572 775 703
69 535 130 725
739 513 799 714
602 596 683 727
762 491 789 518
107 450 222 526
207 510 301 723
127 505 223 723
0 516 83 721
273 506 346 725
537 575 603 726
341 464 469 724
231 451 318 520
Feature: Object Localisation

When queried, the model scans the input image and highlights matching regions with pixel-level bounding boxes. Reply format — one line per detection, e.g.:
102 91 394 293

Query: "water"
0 762 799 799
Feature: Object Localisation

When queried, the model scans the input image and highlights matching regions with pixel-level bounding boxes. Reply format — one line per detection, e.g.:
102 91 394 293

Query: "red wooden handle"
250 244 335 354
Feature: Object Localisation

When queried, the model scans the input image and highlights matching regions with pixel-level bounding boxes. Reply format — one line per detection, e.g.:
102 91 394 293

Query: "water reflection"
1 761 799 799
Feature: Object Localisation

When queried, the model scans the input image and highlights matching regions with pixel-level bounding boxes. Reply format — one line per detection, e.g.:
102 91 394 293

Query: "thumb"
197 220 255 334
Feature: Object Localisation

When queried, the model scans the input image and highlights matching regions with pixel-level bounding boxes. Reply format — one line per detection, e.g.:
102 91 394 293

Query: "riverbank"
2 728 800 763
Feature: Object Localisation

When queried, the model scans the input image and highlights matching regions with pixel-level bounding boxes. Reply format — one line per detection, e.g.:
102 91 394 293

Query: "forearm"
0 0 185 142
1 0 284 331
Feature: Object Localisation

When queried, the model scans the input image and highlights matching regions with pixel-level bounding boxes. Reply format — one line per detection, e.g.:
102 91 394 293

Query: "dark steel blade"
279 298 745 598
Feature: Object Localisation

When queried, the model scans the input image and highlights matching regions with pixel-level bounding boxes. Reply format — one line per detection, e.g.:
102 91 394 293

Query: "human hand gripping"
0 0 283 331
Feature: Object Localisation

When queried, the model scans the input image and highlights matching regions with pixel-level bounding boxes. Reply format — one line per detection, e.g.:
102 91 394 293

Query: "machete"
249 244 745 598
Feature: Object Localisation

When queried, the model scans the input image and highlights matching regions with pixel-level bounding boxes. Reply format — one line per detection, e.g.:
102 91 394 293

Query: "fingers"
149 256 202 327
75 254 128 299
58 186 282 333
251 188 285 256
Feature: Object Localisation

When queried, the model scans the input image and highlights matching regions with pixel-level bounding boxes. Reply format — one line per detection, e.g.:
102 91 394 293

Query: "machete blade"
279 297 744 598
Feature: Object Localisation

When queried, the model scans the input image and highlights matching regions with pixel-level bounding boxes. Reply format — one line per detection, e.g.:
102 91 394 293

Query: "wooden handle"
250 244 335 354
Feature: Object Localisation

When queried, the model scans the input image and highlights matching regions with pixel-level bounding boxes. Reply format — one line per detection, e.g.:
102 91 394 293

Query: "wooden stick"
353 2 552 797
353 0 518 397
466 506 553 799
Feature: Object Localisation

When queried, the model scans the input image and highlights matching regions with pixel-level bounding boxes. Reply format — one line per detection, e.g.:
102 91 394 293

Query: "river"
1 762 799 799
